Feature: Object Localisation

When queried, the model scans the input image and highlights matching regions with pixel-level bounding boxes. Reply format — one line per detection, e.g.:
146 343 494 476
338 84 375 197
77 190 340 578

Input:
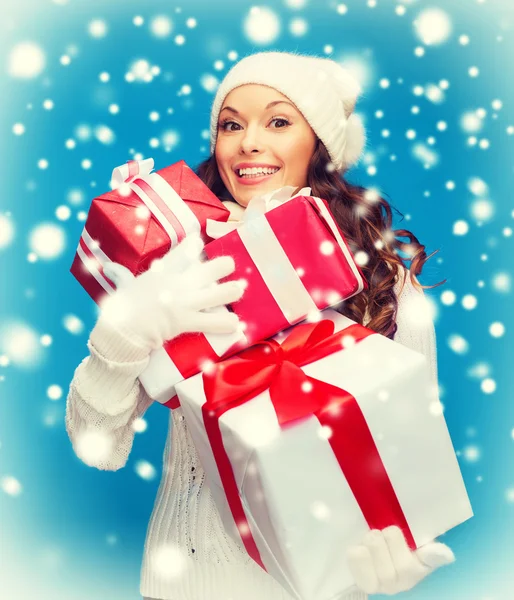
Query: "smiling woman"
66 50 454 600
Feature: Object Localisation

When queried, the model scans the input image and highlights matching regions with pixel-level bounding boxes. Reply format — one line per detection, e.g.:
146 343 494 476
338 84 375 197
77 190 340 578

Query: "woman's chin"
235 181 287 205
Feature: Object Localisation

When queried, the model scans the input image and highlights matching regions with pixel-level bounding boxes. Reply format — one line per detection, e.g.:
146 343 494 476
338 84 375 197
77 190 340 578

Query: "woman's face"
214 84 317 208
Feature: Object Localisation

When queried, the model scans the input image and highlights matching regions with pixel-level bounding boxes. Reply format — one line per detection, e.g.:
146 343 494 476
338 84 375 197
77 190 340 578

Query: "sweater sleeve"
65 317 155 471
392 267 439 392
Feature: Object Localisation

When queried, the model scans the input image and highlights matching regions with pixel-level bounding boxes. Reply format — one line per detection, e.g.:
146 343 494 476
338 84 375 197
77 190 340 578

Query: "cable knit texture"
65 266 438 600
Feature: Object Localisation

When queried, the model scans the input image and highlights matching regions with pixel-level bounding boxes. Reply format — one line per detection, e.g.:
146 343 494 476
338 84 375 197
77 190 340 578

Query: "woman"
65 51 456 600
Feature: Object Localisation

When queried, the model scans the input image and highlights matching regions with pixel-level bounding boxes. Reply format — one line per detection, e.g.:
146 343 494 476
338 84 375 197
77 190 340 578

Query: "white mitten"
97 233 244 353
346 525 455 595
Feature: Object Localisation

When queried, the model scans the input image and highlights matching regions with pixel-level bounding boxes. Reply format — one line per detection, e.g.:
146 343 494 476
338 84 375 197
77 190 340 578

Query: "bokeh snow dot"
150 16 173 38
0 321 43 368
200 73 219 93
0 214 15 249
460 111 483 134
414 8 452 46
471 199 494 223
481 378 496 394
8 42 46 78
67 188 85 206
150 544 188 580
47 384 63 401
94 125 115 145
132 418 148 433
320 241 335 256
463 445 480 463
448 334 468 355
161 129 180 151
63 314 85 335
244 7 281 44
75 124 92 141
56 205 71 221
290 17 308 36
468 177 488 196
491 273 510 293
461 294 477 310
1 476 23 497
489 322 505 338
453 220 469 236
40 334 53 347
354 250 369 266
135 460 157 480
127 59 153 82
311 501 331 521
88 19 108 38
75 430 114 466
28 223 66 259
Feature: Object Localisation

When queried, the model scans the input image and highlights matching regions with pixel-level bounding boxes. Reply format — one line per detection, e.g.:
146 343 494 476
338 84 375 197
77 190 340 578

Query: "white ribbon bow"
107 157 201 246
110 158 155 190
206 185 312 240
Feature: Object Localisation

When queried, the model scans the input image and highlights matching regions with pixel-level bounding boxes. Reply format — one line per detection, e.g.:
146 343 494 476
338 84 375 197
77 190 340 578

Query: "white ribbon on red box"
75 158 201 296
206 186 366 325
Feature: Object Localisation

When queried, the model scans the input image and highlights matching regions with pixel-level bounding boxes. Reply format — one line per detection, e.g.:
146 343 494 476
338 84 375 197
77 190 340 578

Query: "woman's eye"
224 121 240 132
270 117 290 128
220 117 290 132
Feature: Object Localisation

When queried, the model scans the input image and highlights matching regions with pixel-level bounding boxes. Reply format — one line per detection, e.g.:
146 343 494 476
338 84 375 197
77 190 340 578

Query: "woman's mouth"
235 168 282 186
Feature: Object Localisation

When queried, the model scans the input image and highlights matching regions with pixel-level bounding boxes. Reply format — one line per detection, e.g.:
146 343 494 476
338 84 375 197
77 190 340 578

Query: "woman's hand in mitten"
98 233 245 352
346 525 455 595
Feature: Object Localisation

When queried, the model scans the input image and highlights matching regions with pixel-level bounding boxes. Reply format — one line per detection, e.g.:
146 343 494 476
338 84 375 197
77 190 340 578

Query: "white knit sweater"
65 266 439 600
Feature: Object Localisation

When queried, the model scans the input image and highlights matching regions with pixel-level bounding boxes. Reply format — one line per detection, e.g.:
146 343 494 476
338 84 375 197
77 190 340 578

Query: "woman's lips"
235 169 281 186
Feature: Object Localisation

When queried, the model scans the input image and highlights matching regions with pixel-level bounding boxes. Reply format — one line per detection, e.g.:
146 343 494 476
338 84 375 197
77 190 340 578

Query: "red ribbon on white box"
139 304 248 405
206 186 366 325
75 158 201 297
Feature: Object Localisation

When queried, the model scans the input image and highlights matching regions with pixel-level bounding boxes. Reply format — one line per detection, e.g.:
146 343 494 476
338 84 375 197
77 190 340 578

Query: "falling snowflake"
414 8 452 46
8 42 46 78
243 7 281 44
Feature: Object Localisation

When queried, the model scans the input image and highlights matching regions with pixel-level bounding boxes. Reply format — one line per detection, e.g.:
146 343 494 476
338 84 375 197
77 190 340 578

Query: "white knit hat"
210 51 366 173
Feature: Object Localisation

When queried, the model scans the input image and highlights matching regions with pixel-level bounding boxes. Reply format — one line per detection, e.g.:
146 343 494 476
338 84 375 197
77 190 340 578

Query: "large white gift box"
175 309 473 600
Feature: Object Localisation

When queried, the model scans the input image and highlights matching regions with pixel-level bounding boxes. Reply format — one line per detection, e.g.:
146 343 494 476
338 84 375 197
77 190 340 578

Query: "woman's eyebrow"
219 100 296 115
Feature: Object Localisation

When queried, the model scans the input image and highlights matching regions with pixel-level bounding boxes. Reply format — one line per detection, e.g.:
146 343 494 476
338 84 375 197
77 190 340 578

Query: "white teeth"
237 167 280 176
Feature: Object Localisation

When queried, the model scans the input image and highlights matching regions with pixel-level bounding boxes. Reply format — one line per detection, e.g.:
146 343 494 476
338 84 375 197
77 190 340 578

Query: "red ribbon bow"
203 319 372 426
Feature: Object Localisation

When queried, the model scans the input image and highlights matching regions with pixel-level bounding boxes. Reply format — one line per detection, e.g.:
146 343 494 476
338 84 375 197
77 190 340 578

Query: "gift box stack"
71 159 368 405
71 158 473 600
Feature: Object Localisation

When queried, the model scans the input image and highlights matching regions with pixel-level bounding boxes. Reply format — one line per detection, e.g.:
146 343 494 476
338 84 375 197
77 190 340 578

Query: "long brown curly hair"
194 139 445 339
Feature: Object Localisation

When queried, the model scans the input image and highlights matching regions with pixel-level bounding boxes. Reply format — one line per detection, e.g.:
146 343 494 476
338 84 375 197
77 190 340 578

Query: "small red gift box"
70 158 229 304
204 193 368 345
138 188 368 407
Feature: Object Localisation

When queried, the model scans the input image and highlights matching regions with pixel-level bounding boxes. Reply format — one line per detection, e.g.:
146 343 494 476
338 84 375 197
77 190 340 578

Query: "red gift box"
138 191 368 408
205 194 368 345
70 158 229 304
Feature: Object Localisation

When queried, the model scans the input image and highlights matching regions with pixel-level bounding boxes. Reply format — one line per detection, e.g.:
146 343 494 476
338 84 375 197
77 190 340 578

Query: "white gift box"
175 309 473 600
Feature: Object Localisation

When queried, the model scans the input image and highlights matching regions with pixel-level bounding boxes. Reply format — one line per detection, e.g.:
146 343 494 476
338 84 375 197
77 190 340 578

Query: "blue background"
1 0 513 598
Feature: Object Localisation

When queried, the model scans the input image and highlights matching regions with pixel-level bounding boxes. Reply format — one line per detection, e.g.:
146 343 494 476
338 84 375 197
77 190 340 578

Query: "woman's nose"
239 126 263 153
